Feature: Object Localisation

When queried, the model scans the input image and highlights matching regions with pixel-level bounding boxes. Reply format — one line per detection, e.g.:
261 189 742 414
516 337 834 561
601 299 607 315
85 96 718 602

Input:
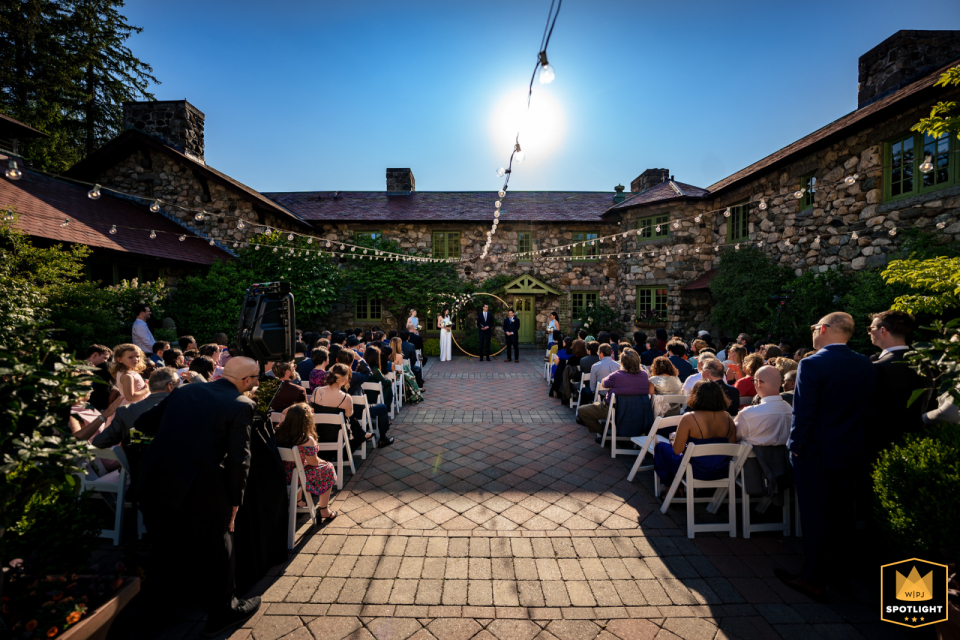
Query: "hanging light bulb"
60 218 69 228
695 247 700 253
494 210 500 218
272 247 278 253
88 184 101 200
149 230 156 239
844 174 858 186
498 190 506 198
851 231 858 240
514 142 524 164
235 219 245 230
919 154 935 173
794 189 805 199
5 160 22 180
150 199 161 213
208 238 215 245
340 244 345 250
109 224 117 234
538 51 555 84
325 240 331 247
758 200 767 211
655 225 661 233
254 244 259 250
888 228 897 236
496 167 506 177
695 215 702 223
233 242 238 248
814 235 821 244
179 234 186 242
757 241 763 248
724 208 731 217
287 233 294 241
195 212 204 221
673 221 680 229
937 221 946 229
495 200 502 209
735 244 740 250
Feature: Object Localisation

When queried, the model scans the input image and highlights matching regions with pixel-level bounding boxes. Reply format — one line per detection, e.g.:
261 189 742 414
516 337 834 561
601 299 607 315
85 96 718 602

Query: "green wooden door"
516 296 535 343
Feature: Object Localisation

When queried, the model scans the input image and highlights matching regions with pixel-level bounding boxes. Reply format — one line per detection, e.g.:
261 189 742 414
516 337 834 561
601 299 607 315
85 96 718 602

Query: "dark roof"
707 59 958 194
66 129 311 229
0 165 231 265
606 180 710 214
262 190 620 223
0 112 47 140
680 269 717 291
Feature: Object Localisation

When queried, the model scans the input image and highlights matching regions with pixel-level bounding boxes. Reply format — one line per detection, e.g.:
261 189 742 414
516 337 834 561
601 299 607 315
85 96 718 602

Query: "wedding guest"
149 341 169 366
131 304 156 354
549 337 573 399
310 363 372 449
576 343 619 410
358 349 394 446
178 335 198 352
689 339 707 369
667 341 694 382
716 336 733 362
649 356 682 395
737 333 754 353
399 331 424 388
69 394 123 442
700 358 740 416
111 344 150 405
308 348 329 389
640 337 663 367
580 341 600 378
724 344 747 383
85 343 114 412
734 353 763 399
269 361 308 412
681 353 715 395
578 348 653 437
295 347 316 381
220 343 241 368
655 328 668 352
92 367 180 448
734 366 791 446
163 347 184 371
559 339 587 404
634 331 647 351
762 344 782 362
781 370 797 405
276 403 338 520
390 337 423 404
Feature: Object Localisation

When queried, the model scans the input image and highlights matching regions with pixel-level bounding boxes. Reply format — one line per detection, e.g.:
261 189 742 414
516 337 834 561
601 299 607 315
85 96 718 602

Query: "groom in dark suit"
503 309 520 363
477 303 494 361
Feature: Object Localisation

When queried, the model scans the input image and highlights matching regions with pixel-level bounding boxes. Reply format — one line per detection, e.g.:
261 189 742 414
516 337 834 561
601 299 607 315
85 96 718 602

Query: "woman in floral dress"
275 403 338 520
389 337 423 404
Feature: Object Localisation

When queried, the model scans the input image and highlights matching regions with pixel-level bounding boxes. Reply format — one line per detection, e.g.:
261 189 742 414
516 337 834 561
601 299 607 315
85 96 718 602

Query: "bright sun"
489 86 566 168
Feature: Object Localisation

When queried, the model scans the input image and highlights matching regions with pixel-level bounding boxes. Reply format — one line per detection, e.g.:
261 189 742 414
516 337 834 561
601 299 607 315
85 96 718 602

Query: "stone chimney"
630 168 669 193
858 30 960 109
122 100 205 163
613 184 626 203
386 168 415 195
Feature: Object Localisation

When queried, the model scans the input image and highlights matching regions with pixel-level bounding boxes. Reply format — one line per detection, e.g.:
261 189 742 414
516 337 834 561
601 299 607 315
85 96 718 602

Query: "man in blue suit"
503 309 520 363
776 312 877 601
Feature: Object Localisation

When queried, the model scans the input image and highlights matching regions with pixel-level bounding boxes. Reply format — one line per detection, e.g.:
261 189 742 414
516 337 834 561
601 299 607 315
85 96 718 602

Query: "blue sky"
123 0 960 193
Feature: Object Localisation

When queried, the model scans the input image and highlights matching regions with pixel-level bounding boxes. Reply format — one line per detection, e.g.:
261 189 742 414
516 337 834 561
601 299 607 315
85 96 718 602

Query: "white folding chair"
627 415 682 482
659 442 753 538
76 445 139 546
737 450 792 538
300 380 311 391
393 368 404 411
543 350 551 381
383 373 399 418
573 373 590 413
278 447 317 550
415 349 423 366
351 394 379 459
660 394 688 414
598 395 642 459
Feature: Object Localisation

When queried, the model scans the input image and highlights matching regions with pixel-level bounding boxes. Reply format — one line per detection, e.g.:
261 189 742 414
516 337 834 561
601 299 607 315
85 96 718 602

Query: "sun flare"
489 86 566 167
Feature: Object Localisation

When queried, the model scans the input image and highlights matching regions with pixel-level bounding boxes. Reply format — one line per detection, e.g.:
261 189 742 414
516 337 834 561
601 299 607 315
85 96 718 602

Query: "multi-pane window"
571 232 598 259
432 231 461 259
727 202 749 243
355 294 382 321
800 174 816 211
886 132 956 201
636 286 668 321
518 232 533 261
639 214 669 239
571 291 598 317
355 231 382 242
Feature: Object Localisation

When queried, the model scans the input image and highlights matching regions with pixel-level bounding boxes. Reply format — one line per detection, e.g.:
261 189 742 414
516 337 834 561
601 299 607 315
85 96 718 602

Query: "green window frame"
800 173 816 211
636 286 668 321
355 231 382 242
432 231 461 259
571 232 598 260
355 294 382 321
885 132 957 202
639 214 669 239
727 201 749 243
518 232 533 261
571 291 598 317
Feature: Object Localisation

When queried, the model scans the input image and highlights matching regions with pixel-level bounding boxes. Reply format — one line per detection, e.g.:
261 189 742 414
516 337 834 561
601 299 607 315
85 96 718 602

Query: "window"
886 132 956 201
800 173 816 211
636 286 668 321
355 231 382 242
639 214 669 239
571 291 598 317
518 232 533 260
355 294 382 321
727 201 749 243
432 231 461 259
571 232 598 260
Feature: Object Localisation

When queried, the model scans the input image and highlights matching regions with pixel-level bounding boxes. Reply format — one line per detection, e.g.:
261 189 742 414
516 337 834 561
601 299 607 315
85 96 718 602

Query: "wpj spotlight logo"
881 558 949 628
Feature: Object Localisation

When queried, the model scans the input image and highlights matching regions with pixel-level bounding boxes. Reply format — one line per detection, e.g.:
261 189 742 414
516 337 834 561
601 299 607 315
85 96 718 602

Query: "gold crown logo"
896 567 934 601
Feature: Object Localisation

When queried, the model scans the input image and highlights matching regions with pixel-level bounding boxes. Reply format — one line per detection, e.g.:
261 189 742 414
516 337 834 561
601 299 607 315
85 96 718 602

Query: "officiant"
503 309 520 363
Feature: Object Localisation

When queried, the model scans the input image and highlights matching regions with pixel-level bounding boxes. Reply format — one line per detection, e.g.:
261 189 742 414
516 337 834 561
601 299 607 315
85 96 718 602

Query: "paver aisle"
237 357 894 640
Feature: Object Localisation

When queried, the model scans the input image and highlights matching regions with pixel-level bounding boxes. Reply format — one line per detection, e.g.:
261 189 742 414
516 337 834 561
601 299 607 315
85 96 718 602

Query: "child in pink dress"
275 403 338 520
110 343 150 407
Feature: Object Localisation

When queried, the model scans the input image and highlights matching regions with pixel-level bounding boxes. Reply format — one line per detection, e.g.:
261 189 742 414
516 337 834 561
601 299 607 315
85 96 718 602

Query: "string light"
150 199 161 213
209 239 215 245
794 189 805 199
496 167 506 177
514 142 525 164
88 184 101 200
724 208 731 217
851 232 858 240
179 235 186 241
109 225 116 234
5 160 22 180
237 220 245 229
149 230 156 239
888 228 897 236
844 174 858 186
937 222 946 229
538 51 555 84
758 200 767 211
194 212 204 221
60 218 69 228
919 155 935 173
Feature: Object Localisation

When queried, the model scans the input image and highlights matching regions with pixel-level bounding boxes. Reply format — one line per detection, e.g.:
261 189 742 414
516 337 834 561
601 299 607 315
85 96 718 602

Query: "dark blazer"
400 340 417 362
92 391 169 450
640 349 663 367
720 381 741 417
580 355 599 376
270 380 307 412
788 343 877 469
503 316 520 336
869 348 929 458
408 333 424 351
669 355 694 382
136 378 254 514
477 310 495 331
295 358 314 381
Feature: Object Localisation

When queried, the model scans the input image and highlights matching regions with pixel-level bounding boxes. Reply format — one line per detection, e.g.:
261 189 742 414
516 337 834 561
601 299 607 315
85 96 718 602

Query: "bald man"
777 312 877 602
137 356 262 637
734 366 791 446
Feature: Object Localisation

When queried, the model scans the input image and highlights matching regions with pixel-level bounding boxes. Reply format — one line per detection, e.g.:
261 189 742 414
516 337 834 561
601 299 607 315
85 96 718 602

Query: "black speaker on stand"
236 282 297 375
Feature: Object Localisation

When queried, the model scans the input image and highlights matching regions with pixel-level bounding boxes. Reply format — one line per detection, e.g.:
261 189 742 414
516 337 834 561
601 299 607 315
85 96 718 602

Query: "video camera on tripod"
236 282 297 364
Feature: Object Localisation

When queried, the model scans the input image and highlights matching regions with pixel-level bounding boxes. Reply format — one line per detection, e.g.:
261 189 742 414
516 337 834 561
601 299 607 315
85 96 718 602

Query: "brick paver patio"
132 355 900 640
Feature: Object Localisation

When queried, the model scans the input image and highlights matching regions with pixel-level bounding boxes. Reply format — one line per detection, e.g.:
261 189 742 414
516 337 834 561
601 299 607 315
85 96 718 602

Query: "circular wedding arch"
447 292 509 359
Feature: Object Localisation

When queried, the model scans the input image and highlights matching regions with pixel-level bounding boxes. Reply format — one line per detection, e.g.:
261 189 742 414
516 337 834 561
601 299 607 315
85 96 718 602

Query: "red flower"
66 611 81 624
46 627 58 637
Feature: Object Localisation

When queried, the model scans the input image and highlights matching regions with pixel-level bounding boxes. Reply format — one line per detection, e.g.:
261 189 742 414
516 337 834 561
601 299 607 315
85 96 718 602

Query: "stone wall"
858 30 960 108
122 100 205 162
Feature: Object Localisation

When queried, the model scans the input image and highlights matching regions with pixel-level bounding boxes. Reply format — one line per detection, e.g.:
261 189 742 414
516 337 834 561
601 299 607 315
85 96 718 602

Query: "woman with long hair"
362 346 395 446
390 337 423 404
110 344 150 405
275 403 338 519
724 344 747 383
406 309 419 333
438 308 453 362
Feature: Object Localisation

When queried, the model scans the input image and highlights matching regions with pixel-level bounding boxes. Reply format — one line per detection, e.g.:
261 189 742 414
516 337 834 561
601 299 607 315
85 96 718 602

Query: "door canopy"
503 274 561 296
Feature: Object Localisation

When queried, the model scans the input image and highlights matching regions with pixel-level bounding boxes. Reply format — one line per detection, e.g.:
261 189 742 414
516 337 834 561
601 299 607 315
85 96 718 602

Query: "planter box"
60 577 139 640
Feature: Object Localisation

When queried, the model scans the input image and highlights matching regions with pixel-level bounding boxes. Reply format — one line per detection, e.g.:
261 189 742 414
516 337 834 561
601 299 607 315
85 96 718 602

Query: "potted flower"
635 310 664 328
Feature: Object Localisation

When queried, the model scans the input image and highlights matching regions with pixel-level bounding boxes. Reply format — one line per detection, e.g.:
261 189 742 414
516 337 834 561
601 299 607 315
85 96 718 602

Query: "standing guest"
724 345 747 383
546 312 559 338
667 341 694 382
578 348 653 437
131 304 156 354
149 341 169 366
700 358 741 416
359 348 395 446
92 367 180 449
276 403 338 519
308 348 329 390
178 335 198 353
734 366 791 446
640 337 663 367
477 304 494 361
776 312 877 602
503 309 521 363
270 361 308 412
85 344 114 412
111 344 150 406
406 309 419 333
137 357 263 636
734 353 763 399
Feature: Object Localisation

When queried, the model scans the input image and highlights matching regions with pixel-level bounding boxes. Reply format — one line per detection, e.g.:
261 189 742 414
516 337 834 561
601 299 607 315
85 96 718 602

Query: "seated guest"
559 339 587 404
391 336 423 404
399 330 424 387
275 403 338 519
549 337 573 398
634 331 647 351
111 343 151 406
186 355 217 383
716 336 733 362
640 337 663 367
793 348 809 361
178 335 197 352
667 341 694 382
295 347 315 381
761 344 782 362
547 331 562 358
578 329 588 341
734 353 763 399
309 348 329 389
220 343 240 368
649 356 684 417
197 344 225 380
92 367 180 448
309 363 374 450
359 347 395 446
781 370 797 405
577 343 618 409
723 344 747 383
655 328 668 352
150 341 170 366
700 358 741 417
734 366 791 446
654 380 738 486
681 353 717 395
580 341 600 378
85 343 114 412
578 348 654 438
270 361 308 412
182 348 199 366
163 347 184 370
689 339 707 369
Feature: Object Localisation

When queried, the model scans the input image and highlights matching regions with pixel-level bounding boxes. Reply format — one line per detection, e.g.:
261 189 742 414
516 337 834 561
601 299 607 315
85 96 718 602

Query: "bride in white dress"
438 308 453 362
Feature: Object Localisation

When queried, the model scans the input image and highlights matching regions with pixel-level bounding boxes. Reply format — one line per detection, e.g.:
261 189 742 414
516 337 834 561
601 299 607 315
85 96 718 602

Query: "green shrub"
873 426 960 560
456 332 501 355
422 338 441 357
709 246 793 342
166 260 254 341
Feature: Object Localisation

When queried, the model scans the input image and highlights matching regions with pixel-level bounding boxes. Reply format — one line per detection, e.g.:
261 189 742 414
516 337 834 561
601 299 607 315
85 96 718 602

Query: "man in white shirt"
132 304 155 354
681 353 717 395
734 365 791 446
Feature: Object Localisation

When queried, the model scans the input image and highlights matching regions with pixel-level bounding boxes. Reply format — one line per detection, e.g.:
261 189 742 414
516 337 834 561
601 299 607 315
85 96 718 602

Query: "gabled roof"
503 274 561 295
0 165 231 265
66 129 311 230
262 190 619 223
605 180 710 214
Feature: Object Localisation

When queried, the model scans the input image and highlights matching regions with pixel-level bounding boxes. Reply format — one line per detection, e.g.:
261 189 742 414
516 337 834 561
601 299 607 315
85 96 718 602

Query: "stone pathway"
132 355 900 640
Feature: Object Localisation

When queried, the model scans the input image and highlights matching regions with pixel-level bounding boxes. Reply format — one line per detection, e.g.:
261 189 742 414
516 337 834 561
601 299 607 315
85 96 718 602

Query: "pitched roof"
262 190 620 223
606 180 710 214
707 59 958 194
0 112 47 140
0 165 232 265
66 129 311 229
680 269 717 291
